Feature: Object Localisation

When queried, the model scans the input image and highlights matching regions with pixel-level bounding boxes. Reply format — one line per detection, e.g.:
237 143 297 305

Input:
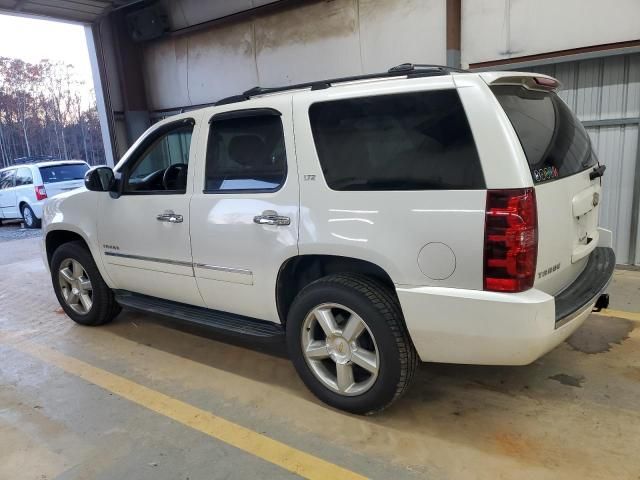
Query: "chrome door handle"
156 211 183 223
253 210 290 226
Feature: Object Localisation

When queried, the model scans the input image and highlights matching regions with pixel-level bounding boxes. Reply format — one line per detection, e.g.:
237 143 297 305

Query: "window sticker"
532 166 559 183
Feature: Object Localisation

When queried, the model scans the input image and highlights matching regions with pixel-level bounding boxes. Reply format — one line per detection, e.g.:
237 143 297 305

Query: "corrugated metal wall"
528 54 640 265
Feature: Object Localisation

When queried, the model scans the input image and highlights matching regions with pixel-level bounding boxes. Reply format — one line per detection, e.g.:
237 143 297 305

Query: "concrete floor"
1 236 640 480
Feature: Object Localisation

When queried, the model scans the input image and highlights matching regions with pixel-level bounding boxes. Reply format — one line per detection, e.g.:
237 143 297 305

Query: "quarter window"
309 90 484 191
204 113 287 192
124 122 194 193
0 169 15 189
15 168 33 186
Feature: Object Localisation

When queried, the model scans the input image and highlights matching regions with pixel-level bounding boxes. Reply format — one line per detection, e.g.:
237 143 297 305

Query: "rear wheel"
51 241 121 326
21 204 40 229
286 273 418 414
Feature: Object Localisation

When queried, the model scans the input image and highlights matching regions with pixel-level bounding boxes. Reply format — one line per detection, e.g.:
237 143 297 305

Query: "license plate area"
571 185 601 263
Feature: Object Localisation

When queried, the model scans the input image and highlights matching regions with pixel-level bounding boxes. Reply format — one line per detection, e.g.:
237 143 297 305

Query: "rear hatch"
489 77 603 295
39 163 89 198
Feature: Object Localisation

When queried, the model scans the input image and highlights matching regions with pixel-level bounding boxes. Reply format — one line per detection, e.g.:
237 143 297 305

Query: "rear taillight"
533 76 559 90
35 185 47 201
484 188 538 292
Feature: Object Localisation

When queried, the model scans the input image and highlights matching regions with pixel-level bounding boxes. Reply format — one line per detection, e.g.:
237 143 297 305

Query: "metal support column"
85 24 116 167
446 0 461 69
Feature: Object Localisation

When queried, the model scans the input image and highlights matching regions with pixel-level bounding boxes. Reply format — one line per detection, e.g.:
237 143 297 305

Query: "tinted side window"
205 114 287 192
0 170 15 189
15 168 33 186
124 123 193 193
309 90 484 191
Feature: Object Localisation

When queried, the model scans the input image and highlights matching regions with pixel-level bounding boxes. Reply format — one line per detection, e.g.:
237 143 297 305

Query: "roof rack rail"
215 63 465 106
388 63 466 74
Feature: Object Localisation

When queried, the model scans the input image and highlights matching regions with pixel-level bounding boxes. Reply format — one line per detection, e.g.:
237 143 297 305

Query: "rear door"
38 163 89 198
189 97 299 323
0 169 18 218
490 80 603 294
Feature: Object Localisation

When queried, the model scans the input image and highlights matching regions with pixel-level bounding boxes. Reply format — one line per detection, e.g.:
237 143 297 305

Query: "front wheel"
51 241 121 326
286 273 418 414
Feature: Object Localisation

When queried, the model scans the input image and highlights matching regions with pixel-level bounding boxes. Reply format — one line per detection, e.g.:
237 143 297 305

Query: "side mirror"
85 167 115 192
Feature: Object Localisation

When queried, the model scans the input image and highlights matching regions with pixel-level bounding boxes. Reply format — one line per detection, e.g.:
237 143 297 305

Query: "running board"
114 291 285 343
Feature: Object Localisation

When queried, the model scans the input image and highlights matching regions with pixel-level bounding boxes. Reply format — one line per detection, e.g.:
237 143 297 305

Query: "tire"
50 240 121 326
21 204 41 229
286 273 418 414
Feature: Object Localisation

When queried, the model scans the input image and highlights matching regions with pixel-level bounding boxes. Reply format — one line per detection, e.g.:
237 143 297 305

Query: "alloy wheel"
301 303 379 396
58 258 93 315
23 207 33 227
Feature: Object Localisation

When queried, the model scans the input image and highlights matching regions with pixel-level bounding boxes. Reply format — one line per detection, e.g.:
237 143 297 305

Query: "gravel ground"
0 220 42 243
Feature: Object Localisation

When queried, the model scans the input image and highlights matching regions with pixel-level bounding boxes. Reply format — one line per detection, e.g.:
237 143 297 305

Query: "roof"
34 160 89 168
1 160 88 171
215 63 466 107
0 0 139 24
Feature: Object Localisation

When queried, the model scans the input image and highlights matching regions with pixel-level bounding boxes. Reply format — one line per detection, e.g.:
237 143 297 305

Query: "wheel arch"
18 199 35 217
275 254 396 325
45 229 91 266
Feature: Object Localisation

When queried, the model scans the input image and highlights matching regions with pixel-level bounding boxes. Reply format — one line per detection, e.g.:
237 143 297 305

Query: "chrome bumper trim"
104 251 193 268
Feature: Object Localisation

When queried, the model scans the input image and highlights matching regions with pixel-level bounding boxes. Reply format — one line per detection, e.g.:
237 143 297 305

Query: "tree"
0 56 105 167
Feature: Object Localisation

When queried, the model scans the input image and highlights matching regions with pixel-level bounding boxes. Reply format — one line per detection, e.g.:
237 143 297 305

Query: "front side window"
124 122 193 193
39 164 87 184
204 113 287 192
15 167 33 186
309 90 484 191
0 169 15 189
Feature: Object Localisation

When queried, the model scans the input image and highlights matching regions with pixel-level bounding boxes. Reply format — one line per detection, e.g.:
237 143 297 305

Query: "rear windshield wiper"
589 164 606 180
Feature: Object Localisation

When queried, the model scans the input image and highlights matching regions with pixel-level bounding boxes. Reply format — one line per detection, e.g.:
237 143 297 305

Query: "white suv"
0 160 89 228
42 65 614 414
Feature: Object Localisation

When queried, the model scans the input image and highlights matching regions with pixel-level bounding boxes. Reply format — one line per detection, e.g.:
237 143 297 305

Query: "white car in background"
0 160 89 228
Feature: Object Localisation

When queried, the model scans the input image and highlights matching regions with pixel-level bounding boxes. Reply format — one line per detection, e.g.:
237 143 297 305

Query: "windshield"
491 85 597 183
39 164 89 184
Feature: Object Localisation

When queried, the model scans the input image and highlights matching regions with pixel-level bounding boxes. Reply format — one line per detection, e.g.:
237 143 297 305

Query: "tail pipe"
592 293 610 313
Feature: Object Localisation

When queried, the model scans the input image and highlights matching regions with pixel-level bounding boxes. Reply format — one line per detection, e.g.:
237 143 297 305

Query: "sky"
0 14 95 101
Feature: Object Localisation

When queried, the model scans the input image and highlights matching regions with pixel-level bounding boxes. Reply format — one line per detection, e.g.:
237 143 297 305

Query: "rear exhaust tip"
593 293 610 312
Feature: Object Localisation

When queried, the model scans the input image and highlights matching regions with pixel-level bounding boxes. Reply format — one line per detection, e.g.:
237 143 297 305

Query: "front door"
98 116 204 306
190 98 299 323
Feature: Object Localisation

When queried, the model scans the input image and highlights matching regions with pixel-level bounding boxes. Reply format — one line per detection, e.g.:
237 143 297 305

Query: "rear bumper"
397 247 615 365
554 247 615 327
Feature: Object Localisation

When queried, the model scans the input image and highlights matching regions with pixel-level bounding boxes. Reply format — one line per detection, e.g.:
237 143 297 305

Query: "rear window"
39 164 89 184
309 90 485 191
491 85 597 183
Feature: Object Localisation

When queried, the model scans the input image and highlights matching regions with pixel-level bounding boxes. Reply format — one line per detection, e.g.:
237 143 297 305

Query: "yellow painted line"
3 338 367 480
592 309 640 323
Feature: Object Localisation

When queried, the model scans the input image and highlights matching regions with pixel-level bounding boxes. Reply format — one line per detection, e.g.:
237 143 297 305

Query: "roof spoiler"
479 72 561 92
